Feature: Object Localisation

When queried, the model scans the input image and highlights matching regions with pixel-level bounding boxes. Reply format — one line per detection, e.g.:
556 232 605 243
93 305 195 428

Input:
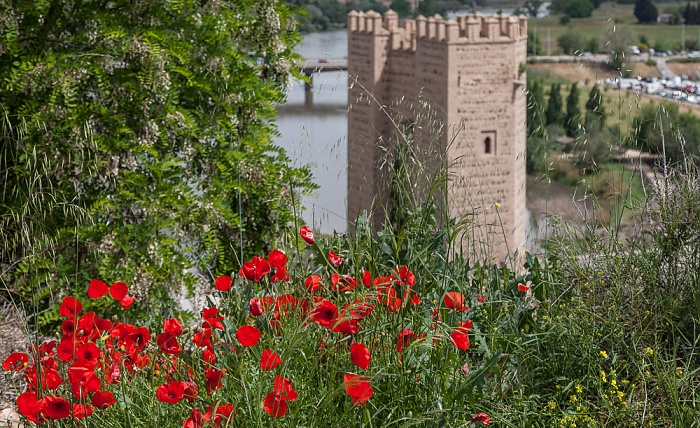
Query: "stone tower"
347 10 527 262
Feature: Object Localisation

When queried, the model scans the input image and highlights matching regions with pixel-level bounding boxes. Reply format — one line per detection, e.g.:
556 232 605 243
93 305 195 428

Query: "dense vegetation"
0 0 315 330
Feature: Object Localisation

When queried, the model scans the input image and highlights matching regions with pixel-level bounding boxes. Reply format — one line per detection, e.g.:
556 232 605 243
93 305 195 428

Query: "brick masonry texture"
347 10 527 262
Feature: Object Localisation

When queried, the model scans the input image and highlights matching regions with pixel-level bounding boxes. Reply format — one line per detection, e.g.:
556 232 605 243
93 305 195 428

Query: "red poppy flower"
477 293 487 303
156 381 187 404
43 366 65 390
73 403 93 419
164 318 183 337
312 299 337 328
331 273 358 292
17 391 44 422
239 256 270 282
68 366 101 400
120 295 136 309
397 328 415 353
183 408 204 428
518 283 530 292
76 342 101 363
263 392 288 417
59 296 83 318
204 403 234 426
267 250 288 268
157 333 182 355
109 282 128 300
124 326 150 356
273 376 298 401
201 307 225 331
344 374 373 406
304 275 323 293
270 265 290 283
299 225 315 245
260 349 283 371
214 276 232 291
327 251 343 268
88 279 109 299
236 325 262 347
205 368 226 395
350 343 371 370
362 270 372 287
332 318 360 335
43 396 71 420
471 412 490 425
395 266 416 287
451 327 470 350
184 381 199 402
444 292 469 311
91 391 116 409
2 352 28 371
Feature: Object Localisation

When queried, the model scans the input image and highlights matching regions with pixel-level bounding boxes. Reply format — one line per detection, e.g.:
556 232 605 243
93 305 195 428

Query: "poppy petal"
87 280 108 299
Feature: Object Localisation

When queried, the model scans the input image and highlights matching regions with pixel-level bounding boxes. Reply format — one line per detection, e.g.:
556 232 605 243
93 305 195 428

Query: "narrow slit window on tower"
482 130 496 155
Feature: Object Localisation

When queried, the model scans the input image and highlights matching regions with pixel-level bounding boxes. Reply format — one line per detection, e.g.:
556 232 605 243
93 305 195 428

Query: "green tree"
523 0 544 17
551 0 595 17
585 85 606 129
528 28 543 55
390 0 413 17
634 0 659 23
546 84 565 126
528 80 547 137
0 0 315 329
558 29 585 54
565 83 581 137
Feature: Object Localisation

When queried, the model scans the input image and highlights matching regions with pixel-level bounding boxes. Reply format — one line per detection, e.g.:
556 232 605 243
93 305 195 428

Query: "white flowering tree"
0 0 315 328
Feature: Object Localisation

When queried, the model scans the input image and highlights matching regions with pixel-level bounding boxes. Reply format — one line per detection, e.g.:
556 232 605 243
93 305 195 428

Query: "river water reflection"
275 30 349 235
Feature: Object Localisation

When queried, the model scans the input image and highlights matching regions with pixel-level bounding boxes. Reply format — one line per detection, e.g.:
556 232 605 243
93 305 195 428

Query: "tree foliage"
546 84 565 126
565 83 581 137
528 28 543 55
632 102 700 163
634 0 659 23
557 29 585 54
0 0 315 329
551 0 595 18
585 85 606 129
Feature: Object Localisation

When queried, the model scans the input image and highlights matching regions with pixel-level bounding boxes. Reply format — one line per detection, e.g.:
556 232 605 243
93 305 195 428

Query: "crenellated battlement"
347 9 527 48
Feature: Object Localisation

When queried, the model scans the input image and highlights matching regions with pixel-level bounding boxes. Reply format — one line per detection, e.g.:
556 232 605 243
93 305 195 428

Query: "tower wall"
347 11 527 262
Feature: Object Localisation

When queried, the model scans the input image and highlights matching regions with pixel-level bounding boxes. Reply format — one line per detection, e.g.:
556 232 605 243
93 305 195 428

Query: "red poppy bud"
327 251 343 268
120 295 135 309
397 328 415 353
299 225 315 245
214 276 232 291
250 298 264 316
518 283 529 292
350 343 371 370
471 412 490 425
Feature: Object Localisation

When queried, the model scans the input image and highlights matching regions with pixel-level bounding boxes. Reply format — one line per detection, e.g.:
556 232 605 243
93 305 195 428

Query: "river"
274 28 547 252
